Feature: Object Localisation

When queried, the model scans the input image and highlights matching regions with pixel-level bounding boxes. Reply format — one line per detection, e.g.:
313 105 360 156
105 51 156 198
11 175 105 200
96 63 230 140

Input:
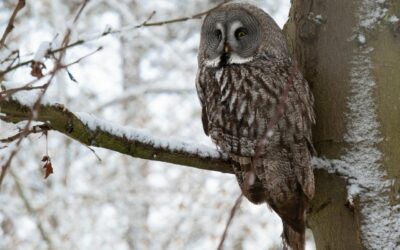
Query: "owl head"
198 2 288 68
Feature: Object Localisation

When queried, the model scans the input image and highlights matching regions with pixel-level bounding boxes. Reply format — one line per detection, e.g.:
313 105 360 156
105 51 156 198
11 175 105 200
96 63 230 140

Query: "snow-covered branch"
0 98 232 174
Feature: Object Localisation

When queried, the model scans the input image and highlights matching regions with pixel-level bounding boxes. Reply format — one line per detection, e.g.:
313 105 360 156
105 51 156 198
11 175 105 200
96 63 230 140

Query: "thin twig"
216 194 243 250
0 125 49 143
0 50 19 64
142 2 223 27
0 0 26 48
73 0 89 24
85 146 102 162
0 84 47 99
0 59 31 77
62 46 102 68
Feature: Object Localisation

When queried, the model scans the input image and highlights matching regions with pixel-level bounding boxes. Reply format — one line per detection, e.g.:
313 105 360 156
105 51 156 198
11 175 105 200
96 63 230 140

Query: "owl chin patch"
228 54 254 65
219 53 253 67
204 54 253 68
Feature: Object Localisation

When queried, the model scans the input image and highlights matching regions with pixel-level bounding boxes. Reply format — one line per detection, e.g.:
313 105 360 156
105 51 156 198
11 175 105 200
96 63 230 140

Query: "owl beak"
224 43 231 54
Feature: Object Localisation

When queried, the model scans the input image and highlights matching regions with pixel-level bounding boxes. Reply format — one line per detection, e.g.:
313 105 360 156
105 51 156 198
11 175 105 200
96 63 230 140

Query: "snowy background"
0 0 315 249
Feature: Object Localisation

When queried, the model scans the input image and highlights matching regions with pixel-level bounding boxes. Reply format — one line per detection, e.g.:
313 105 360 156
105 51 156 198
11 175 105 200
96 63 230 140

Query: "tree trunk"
285 0 400 249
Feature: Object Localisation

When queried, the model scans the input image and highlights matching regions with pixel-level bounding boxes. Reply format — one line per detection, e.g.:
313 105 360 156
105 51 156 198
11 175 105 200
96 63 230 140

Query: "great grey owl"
196 2 315 250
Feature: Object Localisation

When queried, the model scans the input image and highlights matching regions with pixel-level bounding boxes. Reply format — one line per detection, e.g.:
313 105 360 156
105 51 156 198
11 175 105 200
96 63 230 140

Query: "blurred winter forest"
0 1 315 249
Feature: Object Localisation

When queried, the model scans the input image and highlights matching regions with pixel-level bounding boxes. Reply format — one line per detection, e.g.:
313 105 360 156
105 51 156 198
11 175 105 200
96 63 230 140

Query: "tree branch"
0 0 26 48
0 98 233 174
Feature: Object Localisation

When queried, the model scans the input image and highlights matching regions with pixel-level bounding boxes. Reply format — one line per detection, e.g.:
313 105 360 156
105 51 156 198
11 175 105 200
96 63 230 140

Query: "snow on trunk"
313 0 399 248
339 0 399 248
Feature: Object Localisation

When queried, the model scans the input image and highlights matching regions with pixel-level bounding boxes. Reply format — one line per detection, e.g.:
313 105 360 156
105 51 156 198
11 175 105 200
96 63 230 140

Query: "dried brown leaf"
43 162 53 179
30 61 46 78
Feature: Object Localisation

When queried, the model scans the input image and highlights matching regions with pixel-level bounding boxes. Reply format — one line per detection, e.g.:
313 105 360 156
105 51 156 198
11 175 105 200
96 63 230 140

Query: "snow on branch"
0 98 232 174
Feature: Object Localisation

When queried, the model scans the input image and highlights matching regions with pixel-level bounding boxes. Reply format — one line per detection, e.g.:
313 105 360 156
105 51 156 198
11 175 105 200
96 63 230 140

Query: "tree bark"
285 0 400 249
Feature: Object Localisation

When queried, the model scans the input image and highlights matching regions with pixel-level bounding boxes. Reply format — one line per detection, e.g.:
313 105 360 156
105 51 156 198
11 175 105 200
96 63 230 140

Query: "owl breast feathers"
196 3 315 250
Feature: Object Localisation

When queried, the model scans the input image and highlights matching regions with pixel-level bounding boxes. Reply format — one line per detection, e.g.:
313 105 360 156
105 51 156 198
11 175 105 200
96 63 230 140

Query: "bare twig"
141 2 224 27
0 50 19 64
0 125 49 143
73 0 89 24
0 59 31 77
0 84 47 100
101 2 225 35
85 146 102 162
62 46 102 68
0 0 26 48
217 194 243 250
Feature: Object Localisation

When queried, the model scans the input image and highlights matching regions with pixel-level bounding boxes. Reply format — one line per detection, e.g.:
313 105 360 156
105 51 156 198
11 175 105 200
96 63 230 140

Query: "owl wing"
195 69 209 136
292 74 315 200
293 141 314 201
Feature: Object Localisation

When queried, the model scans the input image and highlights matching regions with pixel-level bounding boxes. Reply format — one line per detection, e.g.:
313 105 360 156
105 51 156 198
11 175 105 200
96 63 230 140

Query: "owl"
196 3 315 250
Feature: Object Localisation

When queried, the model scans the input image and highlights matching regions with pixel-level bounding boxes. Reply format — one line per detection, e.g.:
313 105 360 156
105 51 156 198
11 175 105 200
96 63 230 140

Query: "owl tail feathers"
282 223 305 250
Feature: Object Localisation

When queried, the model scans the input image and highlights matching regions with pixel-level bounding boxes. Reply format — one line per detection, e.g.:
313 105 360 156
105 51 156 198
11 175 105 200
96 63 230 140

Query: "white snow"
357 34 366 44
389 15 399 23
357 0 388 28
75 112 227 160
33 42 52 62
310 13 324 25
314 14 323 21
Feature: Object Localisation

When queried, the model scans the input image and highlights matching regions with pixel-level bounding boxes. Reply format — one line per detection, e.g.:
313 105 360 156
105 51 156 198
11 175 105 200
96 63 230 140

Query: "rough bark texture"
285 0 400 249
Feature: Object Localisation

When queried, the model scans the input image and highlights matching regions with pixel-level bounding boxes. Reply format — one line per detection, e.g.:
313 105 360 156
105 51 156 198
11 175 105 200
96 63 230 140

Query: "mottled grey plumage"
196 3 315 250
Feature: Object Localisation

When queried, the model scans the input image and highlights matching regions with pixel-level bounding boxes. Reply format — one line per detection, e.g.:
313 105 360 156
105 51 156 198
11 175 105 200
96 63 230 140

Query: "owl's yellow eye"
238 31 246 37
235 28 248 39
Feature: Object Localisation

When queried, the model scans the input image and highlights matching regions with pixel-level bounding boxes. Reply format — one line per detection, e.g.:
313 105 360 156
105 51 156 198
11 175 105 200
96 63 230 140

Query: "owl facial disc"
200 11 262 68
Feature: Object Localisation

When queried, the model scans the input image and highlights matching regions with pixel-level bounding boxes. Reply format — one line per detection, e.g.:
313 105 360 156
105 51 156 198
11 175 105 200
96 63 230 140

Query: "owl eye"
214 29 222 40
235 28 248 39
